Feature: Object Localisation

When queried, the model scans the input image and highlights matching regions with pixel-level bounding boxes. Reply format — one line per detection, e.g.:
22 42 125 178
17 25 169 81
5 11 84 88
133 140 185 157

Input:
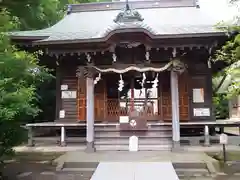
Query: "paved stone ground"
4 168 240 180
53 151 218 164
2 161 240 180
8 145 240 180
14 145 240 153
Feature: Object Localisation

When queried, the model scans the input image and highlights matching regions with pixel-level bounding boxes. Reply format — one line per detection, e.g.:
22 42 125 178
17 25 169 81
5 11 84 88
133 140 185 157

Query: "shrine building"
9 0 232 151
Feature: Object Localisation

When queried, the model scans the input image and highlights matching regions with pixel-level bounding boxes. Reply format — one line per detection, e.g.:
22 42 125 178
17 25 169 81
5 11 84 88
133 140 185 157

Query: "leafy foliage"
212 0 240 118
212 0 240 96
0 0 105 174
0 8 53 175
213 94 229 119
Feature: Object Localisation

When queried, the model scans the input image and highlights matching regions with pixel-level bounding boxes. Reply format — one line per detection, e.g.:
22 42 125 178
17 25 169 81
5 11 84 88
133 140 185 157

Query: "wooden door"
159 71 189 121
161 72 172 121
178 73 189 120
94 79 106 121
77 77 86 121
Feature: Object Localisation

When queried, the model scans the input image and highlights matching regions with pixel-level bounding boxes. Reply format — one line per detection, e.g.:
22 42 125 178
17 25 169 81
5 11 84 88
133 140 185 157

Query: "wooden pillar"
86 76 95 152
55 65 61 120
130 78 135 112
170 71 180 151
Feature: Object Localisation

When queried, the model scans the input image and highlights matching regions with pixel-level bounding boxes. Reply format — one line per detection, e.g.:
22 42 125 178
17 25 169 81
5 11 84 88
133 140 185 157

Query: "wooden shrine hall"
10 0 230 151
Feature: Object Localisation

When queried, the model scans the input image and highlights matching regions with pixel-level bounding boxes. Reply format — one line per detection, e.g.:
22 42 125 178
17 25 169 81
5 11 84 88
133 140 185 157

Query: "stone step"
176 168 209 176
179 178 213 180
61 168 95 172
95 138 172 145
55 171 94 179
34 136 172 144
95 131 172 137
95 144 172 151
173 163 207 169
95 126 172 131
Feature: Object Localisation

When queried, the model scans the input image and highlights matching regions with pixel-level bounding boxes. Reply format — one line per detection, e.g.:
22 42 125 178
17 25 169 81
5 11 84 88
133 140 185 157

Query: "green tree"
0 9 52 174
212 0 240 118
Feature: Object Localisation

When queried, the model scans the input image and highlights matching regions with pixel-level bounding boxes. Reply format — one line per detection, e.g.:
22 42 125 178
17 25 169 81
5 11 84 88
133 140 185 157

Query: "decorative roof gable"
114 4 144 23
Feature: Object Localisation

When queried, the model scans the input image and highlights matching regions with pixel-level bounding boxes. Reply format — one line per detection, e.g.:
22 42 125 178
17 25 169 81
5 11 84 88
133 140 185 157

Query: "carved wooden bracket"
170 59 187 74
76 66 97 79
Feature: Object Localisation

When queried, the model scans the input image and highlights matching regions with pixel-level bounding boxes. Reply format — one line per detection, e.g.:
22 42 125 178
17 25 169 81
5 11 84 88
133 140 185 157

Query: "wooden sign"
61 91 77 99
220 133 228 145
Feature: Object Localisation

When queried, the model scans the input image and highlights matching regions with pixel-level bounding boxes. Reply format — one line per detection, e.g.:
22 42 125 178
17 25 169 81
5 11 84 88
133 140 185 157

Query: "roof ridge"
68 0 197 13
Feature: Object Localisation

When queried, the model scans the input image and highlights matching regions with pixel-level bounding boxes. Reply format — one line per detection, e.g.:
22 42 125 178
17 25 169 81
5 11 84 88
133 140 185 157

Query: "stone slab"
91 162 134 180
91 162 179 180
54 151 215 164
135 162 179 180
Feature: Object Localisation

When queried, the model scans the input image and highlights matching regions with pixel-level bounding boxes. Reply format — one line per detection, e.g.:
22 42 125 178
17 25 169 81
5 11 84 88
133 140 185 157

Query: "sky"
122 0 239 23
199 0 239 22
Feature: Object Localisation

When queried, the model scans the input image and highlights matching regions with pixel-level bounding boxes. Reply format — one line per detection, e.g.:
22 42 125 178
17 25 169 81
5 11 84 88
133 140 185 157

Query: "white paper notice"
193 108 210 116
193 88 204 103
61 91 77 99
119 116 129 123
220 133 228 145
59 110 65 118
61 84 68 90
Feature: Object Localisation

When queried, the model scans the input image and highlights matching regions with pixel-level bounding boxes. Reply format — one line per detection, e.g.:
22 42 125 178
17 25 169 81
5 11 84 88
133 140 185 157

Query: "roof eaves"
33 31 227 46
10 36 49 40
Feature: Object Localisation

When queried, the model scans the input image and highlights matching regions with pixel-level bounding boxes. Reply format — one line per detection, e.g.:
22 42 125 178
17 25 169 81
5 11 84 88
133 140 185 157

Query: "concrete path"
91 162 179 180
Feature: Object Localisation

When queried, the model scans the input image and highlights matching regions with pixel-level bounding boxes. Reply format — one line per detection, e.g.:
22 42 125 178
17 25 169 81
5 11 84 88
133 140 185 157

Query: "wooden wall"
56 62 78 122
56 49 212 122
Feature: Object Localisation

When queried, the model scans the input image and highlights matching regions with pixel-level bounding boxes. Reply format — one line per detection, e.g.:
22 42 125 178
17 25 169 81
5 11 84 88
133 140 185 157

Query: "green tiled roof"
9 1 233 44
